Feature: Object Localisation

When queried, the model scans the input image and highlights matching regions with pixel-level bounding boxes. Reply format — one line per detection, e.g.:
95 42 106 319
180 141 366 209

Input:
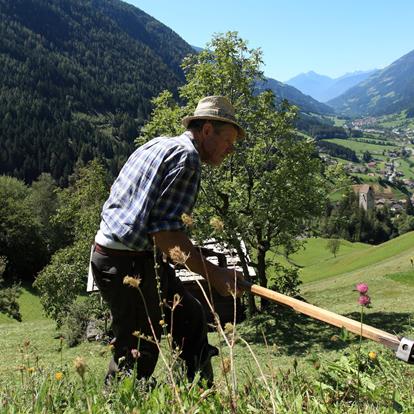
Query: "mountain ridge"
286 69 379 102
328 49 414 117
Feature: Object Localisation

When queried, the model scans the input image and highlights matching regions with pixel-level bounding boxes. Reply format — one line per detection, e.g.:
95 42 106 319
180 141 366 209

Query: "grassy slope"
323 138 399 156
2 233 414 386
299 231 414 283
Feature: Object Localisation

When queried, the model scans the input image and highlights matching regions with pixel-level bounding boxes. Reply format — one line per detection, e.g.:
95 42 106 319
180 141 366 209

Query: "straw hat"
182 96 245 138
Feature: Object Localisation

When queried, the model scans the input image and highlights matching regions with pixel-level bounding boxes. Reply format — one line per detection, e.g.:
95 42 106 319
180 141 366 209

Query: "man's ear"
201 121 213 137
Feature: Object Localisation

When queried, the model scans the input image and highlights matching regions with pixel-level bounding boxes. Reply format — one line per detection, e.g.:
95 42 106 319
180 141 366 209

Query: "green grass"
2 234 414 412
396 158 414 179
300 231 414 283
0 284 46 324
323 138 399 157
384 269 414 286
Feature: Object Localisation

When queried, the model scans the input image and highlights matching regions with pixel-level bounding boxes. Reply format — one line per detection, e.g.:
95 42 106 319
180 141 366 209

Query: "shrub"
0 257 21 321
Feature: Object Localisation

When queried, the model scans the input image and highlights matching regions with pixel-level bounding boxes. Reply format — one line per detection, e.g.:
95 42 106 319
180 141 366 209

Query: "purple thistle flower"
358 294 371 306
356 283 369 294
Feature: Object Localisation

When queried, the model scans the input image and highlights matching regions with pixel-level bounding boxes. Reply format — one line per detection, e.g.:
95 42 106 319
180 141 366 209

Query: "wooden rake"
239 280 414 364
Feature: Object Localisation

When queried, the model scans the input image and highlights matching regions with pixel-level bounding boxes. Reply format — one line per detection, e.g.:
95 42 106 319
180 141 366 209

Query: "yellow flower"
55 372 63 381
181 213 194 227
210 217 224 232
159 319 166 327
221 357 231 374
26 367 35 374
224 322 234 335
123 275 141 289
73 356 87 378
368 351 377 361
169 246 190 265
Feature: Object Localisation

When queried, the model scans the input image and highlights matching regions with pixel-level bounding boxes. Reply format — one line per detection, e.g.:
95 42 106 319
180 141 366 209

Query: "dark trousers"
90 245 217 384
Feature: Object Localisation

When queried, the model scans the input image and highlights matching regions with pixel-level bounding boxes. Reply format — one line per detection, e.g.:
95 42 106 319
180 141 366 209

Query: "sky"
126 0 414 82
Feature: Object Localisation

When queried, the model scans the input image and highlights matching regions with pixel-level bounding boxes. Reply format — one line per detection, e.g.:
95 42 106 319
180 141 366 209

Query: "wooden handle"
240 280 400 350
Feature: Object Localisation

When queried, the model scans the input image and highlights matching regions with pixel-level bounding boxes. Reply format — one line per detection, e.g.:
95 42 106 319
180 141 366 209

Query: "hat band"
193 108 236 122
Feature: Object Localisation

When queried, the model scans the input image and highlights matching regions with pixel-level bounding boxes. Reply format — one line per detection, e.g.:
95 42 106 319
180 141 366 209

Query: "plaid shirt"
98 131 201 251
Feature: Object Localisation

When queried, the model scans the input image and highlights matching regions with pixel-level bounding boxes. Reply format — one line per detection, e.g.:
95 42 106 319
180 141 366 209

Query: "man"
91 96 245 386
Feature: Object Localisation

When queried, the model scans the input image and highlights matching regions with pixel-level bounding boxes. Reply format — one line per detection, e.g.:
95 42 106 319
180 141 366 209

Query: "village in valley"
318 114 414 213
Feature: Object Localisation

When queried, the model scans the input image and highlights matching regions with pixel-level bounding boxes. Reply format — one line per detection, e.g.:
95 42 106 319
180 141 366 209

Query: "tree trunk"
235 244 257 316
257 246 269 310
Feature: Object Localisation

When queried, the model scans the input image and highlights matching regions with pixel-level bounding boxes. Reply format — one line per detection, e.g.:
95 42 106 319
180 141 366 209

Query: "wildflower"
55 372 64 381
73 356 87 379
173 293 182 307
26 367 35 374
358 294 371 307
123 275 141 289
131 349 140 359
169 246 190 265
356 283 369 294
159 319 166 327
221 357 231 374
210 216 224 232
368 351 377 361
224 322 234 335
181 213 193 227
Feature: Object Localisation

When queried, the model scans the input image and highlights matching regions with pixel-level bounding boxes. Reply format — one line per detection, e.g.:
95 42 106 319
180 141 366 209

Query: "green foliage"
33 160 109 325
319 188 414 244
326 238 341 257
268 263 302 297
63 294 108 347
317 140 359 162
0 175 48 279
362 150 373 162
0 0 194 184
139 32 327 307
0 257 21 321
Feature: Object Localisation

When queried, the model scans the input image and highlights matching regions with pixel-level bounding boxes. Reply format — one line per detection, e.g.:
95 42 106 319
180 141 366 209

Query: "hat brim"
182 115 245 139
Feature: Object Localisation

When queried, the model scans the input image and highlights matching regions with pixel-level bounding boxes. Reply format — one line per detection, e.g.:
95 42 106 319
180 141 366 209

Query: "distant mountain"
0 0 194 184
328 49 414 117
286 71 334 102
257 77 333 115
286 70 378 102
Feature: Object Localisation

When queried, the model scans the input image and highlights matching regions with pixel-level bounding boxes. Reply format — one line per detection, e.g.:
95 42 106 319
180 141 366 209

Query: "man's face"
199 122 238 166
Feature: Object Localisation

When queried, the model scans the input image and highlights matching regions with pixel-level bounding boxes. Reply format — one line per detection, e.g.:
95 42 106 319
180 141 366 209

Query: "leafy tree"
29 173 68 254
326 238 341 257
0 257 21 321
33 160 109 325
0 176 48 279
139 32 326 312
362 150 373 162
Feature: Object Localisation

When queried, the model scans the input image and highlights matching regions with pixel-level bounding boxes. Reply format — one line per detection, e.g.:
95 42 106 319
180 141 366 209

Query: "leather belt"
94 243 152 257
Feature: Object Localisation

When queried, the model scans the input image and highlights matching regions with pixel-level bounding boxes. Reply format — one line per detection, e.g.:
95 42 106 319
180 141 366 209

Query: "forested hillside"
0 0 194 184
328 48 414 117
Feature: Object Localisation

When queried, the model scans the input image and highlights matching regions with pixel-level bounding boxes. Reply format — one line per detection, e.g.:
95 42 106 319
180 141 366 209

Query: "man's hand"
208 267 245 297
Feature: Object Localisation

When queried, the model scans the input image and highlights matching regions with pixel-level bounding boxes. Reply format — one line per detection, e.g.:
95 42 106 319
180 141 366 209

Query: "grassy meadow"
1 233 414 412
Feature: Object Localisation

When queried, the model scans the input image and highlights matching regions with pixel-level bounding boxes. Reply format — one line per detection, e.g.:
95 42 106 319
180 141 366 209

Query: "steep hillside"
257 77 333 115
322 70 379 102
328 49 414 117
0 0 194 184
